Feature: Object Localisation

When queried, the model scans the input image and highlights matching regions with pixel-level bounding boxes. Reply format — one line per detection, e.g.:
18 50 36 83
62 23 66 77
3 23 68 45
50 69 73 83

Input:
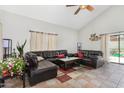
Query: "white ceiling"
0 5 110 30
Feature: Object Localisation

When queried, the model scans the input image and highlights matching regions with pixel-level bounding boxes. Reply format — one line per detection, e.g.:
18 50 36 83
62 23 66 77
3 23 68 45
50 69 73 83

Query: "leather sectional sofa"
25 49 104 86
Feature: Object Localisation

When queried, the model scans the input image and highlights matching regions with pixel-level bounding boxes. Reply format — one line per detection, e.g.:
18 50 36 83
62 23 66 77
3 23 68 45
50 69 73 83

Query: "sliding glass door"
109 35 119 63
120 34 124 64
109 34 124 64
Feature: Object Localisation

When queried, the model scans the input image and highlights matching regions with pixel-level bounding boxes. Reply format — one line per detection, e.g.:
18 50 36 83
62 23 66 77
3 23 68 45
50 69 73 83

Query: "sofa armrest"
96 56 105 68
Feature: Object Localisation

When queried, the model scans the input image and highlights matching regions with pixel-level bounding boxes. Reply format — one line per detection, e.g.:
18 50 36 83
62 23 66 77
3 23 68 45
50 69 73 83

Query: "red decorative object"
57 54 65 58
77 51 84 59
56 74 72 83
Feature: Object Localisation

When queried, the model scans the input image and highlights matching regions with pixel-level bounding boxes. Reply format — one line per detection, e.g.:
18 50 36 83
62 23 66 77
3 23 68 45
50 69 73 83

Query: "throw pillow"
77 51 84 59
57 54 65 58
37 56 44 61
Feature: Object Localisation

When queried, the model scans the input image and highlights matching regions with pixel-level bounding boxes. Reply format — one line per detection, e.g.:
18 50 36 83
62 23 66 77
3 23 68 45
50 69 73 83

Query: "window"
30 31 57 51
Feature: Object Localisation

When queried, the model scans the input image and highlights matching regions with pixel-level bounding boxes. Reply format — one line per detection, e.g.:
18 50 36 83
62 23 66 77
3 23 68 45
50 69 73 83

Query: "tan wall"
0 23 2 59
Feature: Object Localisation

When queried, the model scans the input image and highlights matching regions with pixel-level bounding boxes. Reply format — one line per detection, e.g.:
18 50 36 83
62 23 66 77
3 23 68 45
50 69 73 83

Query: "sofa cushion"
38 60 57 69
46 58 58 62
30 60 57 76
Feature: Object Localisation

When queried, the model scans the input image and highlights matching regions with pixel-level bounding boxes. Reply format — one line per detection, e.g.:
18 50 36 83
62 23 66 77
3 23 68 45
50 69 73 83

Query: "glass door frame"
109 33 124 64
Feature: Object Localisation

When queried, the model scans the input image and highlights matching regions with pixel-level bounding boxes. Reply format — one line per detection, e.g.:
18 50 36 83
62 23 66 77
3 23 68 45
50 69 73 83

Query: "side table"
0 77 4 88
0 71 25 88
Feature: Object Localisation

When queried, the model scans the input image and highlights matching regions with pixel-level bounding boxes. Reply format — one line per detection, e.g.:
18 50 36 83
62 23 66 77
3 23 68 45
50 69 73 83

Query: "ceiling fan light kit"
66 5 94 15
80 5 87 9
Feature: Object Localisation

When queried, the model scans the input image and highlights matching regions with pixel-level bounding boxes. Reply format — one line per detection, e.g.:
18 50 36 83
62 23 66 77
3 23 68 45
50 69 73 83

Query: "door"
108 34 124 64
119 34 124 64
109 35 119 63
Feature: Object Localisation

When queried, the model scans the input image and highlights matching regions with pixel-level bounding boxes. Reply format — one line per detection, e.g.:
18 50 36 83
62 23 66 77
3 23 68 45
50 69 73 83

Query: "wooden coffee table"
59 57 79 70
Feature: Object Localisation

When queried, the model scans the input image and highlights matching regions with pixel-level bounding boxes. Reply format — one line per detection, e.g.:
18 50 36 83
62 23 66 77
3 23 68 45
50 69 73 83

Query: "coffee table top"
59 57 79 62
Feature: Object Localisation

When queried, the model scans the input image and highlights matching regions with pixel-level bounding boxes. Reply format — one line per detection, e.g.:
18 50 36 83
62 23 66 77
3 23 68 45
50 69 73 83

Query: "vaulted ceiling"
0 5 111 30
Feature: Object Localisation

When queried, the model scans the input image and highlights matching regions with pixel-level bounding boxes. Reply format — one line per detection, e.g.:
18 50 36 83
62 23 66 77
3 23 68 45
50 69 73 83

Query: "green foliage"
17 40 27 58
0 58 25 77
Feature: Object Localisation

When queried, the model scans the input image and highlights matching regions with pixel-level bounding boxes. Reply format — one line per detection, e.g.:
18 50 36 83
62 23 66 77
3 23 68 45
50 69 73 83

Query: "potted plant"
17 40 27 58
0 58 25 77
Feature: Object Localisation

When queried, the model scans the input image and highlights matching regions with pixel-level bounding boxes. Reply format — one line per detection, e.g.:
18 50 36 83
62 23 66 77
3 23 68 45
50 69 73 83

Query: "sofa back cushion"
81 50 103 57
30 50 68 59
41 50 67 59
82 50 89 57
31 51 42 56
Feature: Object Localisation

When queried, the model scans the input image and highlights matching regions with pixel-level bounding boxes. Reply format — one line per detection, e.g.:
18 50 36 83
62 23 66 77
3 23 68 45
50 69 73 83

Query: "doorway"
109 34 124 64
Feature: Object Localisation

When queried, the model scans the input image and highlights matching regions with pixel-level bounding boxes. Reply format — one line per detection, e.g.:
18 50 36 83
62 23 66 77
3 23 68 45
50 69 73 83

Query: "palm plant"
17 40 27 58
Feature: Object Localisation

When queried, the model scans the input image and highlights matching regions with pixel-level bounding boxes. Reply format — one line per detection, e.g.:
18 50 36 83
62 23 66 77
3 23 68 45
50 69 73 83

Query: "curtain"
101 34 110 61
36 32 43 51
42 33 48 50
30 32 43 51
0 23 3 59
48 34 57 50
30 32 36 51
30 31 57 51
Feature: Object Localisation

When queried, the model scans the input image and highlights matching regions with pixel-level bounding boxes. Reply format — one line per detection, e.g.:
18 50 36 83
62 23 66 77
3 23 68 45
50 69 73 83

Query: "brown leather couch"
25 52 57 86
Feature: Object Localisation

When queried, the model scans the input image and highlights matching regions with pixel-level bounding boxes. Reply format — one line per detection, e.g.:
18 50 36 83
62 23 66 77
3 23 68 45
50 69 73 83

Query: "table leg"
64 63 67 70
22 72 25 88
0 78 4 88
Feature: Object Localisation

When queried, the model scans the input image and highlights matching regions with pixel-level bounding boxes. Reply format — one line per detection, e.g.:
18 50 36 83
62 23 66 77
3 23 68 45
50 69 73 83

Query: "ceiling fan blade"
74 7 81 15
66 5 77 7
86 5 94 11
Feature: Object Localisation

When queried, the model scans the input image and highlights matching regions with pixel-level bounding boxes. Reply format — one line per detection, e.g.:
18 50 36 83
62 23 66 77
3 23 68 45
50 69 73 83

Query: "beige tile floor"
4 63 124 88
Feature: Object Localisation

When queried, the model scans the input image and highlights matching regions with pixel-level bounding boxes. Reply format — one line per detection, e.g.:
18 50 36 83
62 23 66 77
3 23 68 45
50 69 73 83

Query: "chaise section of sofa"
25 52 57 86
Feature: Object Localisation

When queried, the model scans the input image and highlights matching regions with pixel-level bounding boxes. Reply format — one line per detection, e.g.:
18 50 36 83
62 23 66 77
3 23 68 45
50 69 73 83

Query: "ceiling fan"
66 5 94 15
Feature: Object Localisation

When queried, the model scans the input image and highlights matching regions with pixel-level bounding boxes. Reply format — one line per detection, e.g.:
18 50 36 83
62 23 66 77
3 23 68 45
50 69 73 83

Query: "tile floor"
4 63 124 88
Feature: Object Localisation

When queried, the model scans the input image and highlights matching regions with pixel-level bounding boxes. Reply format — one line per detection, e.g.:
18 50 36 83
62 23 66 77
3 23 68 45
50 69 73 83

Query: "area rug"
56 74 72 83
58 68 76 74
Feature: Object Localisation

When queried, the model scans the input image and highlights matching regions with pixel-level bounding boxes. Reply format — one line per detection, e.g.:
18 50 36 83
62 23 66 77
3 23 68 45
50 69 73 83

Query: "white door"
0 23 3 59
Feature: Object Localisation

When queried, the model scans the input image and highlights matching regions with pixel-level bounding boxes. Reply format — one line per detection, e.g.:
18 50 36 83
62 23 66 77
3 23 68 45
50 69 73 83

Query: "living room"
0 3 124 90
